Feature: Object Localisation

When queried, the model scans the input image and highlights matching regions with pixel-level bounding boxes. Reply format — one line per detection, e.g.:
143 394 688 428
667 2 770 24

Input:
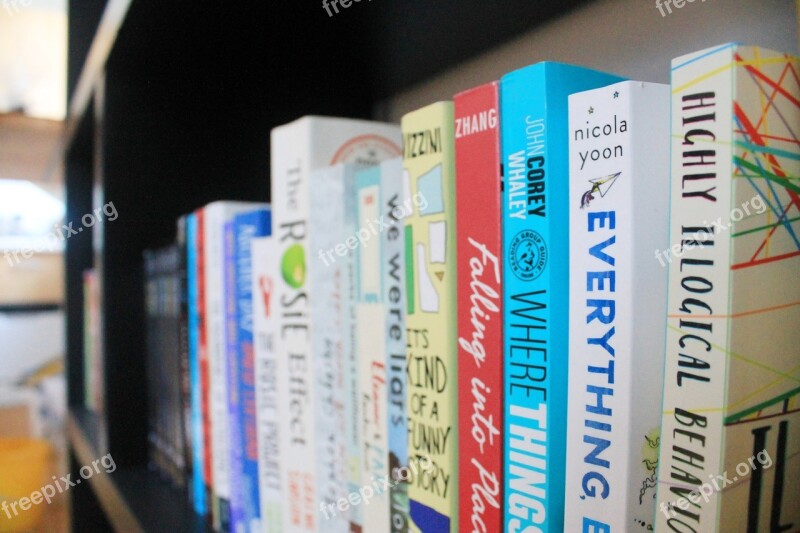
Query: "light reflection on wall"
0 0 66 120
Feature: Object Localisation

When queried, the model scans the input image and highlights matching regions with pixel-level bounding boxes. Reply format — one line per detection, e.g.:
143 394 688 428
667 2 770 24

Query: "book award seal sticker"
509 229 547 281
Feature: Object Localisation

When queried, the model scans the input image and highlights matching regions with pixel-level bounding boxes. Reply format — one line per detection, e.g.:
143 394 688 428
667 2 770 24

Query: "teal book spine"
500 62 623 532
188 213 207 516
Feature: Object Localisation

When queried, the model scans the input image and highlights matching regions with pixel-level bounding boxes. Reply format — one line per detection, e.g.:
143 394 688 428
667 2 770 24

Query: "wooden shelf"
67 408 211 533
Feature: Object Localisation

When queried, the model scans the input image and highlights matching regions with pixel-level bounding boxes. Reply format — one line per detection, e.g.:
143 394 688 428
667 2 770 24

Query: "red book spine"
455 81 503 533
196 208 214 515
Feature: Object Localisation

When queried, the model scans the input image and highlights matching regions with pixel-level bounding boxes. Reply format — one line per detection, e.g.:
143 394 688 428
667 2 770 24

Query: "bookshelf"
62 0 797 529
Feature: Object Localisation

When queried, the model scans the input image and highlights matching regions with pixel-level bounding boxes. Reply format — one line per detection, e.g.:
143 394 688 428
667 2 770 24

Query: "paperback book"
454 81 504 533
402 101 458 533
227 208 271 533
252 236 283 533
203 200 266 531
380 157 410 533
270 116 401 532
500 62 624 532
656 43 800 532
565 80 670 531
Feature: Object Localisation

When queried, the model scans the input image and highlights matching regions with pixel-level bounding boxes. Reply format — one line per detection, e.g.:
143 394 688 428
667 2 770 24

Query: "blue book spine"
187 213 207 516
231 209 272 532
380 158 409 533
500 62 624 532
224 220 244 533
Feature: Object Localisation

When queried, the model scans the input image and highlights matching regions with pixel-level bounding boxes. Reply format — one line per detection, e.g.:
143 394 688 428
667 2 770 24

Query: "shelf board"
44 0 131 181
67 407 211 533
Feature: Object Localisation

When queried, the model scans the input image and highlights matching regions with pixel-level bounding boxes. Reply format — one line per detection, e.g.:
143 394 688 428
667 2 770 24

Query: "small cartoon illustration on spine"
580 172 621 208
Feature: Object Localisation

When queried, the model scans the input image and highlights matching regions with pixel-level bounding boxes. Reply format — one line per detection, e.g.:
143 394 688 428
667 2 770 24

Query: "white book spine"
253 236 283 533
309 166 349 533
565 80 670 531
272 121 317 533
271 116 401 533
354 172 391 529
357 302 389 530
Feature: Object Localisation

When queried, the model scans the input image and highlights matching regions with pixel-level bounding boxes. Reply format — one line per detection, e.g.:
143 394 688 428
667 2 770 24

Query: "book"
83 268 99 412
203 200 266 531
177 216 194 501
341 163 363 533
224 221 240 531
252 236 283 533
196 207 215 520
353 165 390 532
454 81 504 533
656 44 800 532
564 80 669 531
379 157 410 533
229 208 271 533
270 116 401 532
143 246 184 487
187 212 208 516
307 164 354 533
500 62 624 532
402 101 458 532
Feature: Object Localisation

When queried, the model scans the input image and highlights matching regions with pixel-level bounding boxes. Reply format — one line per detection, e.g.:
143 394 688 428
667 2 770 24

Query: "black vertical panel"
65 102 96 409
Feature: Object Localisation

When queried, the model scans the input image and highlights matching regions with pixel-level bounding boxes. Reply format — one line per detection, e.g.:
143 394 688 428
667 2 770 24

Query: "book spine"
253 236 283 533
454 82 504 533
225 220 244 533
342 169 363 533
309 168 349 533
565 81 669 531
235 213 270 532
656 46 735 531
207 206 232 531
167 246 184 487
501 66 562 533
83 269 94 412
658 45 800 532
402 102 458 532
143 257 158 471
178 216 193 494
272 123 317 533
188 213 208 515
197 209 215 522
501 64 624 532
354 167 390 532
381 157 409 533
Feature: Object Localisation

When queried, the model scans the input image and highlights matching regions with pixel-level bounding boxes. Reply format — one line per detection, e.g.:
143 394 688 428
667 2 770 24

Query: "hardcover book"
402 101 458 532
500 62 624 532
270 116 401 532
565 80 669 531
454 81 504 533
656 43 800 532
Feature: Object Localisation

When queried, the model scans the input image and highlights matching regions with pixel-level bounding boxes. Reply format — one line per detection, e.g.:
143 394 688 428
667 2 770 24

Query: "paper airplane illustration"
580 172 620 209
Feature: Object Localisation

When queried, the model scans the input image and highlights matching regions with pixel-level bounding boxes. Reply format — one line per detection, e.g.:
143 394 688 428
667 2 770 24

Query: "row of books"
142 43 799 532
